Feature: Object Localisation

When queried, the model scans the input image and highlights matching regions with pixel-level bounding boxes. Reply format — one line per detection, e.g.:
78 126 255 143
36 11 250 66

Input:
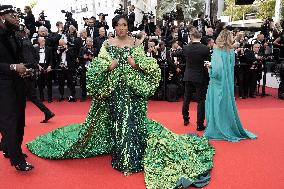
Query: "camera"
141 11 155 21
61 10 78 33
114 4 125 15
163 11 177 23
61 10 73 21
98 13 108 21
16 8 25 19
85 49 94 57
39 11 46 21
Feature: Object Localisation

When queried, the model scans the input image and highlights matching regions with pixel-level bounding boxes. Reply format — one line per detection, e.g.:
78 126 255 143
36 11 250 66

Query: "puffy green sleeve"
126 45 161 98
86 43 119 99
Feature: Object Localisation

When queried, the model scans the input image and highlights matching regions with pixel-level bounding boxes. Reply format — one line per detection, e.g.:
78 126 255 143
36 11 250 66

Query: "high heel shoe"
14 162 34 171
123 171 132 176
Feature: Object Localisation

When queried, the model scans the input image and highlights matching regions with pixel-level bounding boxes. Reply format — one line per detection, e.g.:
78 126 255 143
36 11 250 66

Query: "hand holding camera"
204 61 211 68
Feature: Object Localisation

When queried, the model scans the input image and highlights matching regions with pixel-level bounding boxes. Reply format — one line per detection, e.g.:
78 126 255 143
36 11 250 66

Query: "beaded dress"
27 41 215 189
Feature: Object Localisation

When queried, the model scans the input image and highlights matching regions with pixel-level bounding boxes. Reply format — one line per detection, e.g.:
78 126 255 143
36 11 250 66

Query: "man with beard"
0 5 34 171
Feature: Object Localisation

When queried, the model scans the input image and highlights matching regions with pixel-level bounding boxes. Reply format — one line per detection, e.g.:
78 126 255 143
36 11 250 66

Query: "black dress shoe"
68 96 76 102
197 124 206 131
41 112 55 123
184 120 189 126
15 162 34 171
249 95 256 98
47 99 53 103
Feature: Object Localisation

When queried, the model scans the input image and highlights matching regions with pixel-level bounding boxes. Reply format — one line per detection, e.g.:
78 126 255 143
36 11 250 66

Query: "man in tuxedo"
35 37 54 102
182 29 210 131
0 5 34 171
86 17 99 39
193 13 209 35
56 39 77 102
128 5 135 32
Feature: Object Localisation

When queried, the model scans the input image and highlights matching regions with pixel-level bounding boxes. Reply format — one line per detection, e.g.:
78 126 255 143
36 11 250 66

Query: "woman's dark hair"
112 14 128 29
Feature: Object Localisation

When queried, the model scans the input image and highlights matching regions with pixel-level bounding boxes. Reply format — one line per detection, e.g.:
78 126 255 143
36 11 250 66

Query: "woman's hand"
128 55 140 70
108 59 118 71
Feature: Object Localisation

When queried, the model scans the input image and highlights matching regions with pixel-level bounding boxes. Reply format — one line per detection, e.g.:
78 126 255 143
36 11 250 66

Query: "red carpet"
1 88 284 189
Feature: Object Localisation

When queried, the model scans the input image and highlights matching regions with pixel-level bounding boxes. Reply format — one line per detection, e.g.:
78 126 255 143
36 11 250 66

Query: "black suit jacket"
86 26 99 39
0 29 21 78
183 42 210 83
34 46 53 69
128 12 135 32
93 36 107 56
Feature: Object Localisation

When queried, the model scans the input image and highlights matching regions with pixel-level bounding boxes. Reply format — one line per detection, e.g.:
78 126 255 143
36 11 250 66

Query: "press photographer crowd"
1 4 284 114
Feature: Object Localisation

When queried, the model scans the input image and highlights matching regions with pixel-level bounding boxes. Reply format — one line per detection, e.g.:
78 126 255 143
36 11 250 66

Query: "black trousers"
279 65 284 96
79 65 87 99
248 69 258 96
25 78 52 115
0 76 26 165
37 70 53 100
238 66 249 98
182 81 208 126
58 68 76 97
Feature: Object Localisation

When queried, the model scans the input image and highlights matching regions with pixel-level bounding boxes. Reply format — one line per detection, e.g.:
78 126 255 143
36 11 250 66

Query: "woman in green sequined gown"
27 15 215 189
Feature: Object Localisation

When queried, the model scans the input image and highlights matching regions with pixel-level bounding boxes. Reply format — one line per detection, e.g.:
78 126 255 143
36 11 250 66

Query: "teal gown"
27 41 215 189
204 48 257 142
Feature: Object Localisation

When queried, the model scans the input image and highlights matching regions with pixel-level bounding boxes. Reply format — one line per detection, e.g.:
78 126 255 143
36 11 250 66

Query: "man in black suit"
93 27 107 56
0 5 34 171
21 32 55 123
128 5 135 32
86 16 99 39
182 29 210 131
35 37 54 102
56 39 77 102
193 13 209 35
23 6 36 39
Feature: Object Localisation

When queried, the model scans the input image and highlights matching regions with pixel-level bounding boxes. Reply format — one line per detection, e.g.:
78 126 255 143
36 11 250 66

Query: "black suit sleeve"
0 64 11 73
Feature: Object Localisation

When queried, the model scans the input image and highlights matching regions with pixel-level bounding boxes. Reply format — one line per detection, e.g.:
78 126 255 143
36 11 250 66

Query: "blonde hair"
215 29 233 50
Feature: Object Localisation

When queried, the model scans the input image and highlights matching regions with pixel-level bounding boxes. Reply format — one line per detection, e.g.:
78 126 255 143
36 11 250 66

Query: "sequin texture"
27 42 215 189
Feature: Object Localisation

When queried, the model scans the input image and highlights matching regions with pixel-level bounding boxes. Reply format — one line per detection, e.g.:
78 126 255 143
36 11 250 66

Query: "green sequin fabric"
27 41 215 189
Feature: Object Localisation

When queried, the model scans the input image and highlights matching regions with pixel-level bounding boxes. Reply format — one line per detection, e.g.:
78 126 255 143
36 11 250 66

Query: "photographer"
193 13 210 35
66 25 78 47
56 39 77 102
273 30 284 99
168 39 185 99
98 13 109 33
78 37 96 101
261 17 273 40
93 27 106 56
138 12 156 36
23 6 36 39
178 23 190 46
0 4 34 171
35 37 54 103
128 5 135 32
86 16 99 39
61 10 78 33
244 43 264 98
35 11 51 32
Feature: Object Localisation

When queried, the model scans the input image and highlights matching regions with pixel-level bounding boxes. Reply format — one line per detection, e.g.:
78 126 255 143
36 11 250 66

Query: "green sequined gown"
27 42 215 189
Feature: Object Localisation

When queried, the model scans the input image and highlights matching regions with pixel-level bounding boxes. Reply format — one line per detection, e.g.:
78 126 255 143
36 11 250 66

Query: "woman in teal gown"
204 29 257 142
27 15 215 188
